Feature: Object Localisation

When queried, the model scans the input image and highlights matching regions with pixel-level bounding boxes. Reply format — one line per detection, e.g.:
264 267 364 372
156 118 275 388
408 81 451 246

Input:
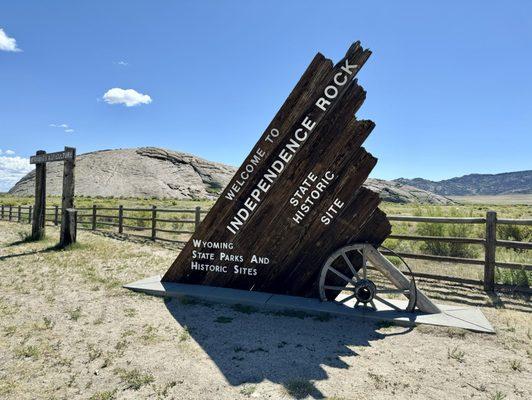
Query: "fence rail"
0 203 201 244
1 204 530 292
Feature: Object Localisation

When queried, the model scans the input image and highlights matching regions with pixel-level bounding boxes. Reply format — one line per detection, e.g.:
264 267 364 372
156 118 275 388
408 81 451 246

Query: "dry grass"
380 203 531 287
449 194 532 206
0 221 531 400
2 197 529 284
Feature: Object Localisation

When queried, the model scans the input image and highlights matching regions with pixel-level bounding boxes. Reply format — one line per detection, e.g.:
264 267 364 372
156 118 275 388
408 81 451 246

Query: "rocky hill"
9 147 453 204
364 179 453 204
394 170 532 196
9 148 235 199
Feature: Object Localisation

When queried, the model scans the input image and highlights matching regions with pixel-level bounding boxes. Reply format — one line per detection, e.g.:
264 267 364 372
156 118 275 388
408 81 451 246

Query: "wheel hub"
354 279 376 303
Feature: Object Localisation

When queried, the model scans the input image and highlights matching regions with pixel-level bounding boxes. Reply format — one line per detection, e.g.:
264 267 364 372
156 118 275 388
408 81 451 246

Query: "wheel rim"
319 244 413 311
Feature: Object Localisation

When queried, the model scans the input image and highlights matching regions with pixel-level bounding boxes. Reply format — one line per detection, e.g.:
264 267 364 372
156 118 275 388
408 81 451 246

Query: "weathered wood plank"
163 42 390 298
30 149 74 164
495 239 532 250
196 92 374 290
388 215 486 224
388 234 485 245
31 150 46 240
166 43 370 257
484 211 497 291
59 147 76 247
379 250 485 265
497 218 532 226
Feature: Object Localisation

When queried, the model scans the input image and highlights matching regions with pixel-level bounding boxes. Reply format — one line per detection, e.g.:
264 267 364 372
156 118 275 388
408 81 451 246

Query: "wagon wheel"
318 244 416 312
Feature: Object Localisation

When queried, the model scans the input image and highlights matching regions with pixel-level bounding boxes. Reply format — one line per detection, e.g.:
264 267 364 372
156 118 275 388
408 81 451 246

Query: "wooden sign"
163 41 391 298
30 149 75 164
30 146 77 247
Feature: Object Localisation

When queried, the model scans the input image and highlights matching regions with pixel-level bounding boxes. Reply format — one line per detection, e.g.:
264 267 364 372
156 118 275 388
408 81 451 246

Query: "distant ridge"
8 147 453 204
394 170 532 196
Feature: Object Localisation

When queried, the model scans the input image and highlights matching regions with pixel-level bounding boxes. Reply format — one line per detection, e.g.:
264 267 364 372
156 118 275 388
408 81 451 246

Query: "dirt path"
0 221 530 400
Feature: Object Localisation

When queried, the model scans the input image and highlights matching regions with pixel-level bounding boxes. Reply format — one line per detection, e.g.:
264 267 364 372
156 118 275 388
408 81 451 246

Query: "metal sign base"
124 275 494 333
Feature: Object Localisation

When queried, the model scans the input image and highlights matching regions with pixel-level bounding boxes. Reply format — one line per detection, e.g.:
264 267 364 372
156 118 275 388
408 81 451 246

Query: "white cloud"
115 60 128 66
50 123 74 133
0 156 32 192
4 150 15 155
102 88 152 107
0 28 21 52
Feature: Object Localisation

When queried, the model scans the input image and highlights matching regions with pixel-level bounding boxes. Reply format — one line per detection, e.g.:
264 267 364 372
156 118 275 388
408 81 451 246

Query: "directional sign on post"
30 149 75 164
30 146 76 246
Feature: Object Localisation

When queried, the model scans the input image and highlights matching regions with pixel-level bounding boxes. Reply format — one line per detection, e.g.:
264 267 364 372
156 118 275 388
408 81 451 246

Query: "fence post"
28 206 32 223
118 205 124 234
17 205 21 222
60 208 77 247
31 150 47 240
54 205 59 225
151 205 157 240
1 204 4 219
195 206 201 231
92 205 97 230
9 205 12 221
484 210 497 292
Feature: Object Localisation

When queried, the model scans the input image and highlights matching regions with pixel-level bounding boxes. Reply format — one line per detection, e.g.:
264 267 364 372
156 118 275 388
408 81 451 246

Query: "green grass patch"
115 368 155 390
240 385 257 396
179 325 190 342
15 345 40 360
271 309 311 319
89 390 117 400
231 303 259 314
67 306 82 321
282 378 316 399
215 316 233 323
447 346 465 363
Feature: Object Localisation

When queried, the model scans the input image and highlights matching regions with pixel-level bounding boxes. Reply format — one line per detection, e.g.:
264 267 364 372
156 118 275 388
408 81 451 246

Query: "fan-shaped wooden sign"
163 41 391 298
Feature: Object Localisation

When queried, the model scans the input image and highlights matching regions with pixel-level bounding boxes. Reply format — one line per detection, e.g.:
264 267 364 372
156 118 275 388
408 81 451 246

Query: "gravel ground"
0 221 530 400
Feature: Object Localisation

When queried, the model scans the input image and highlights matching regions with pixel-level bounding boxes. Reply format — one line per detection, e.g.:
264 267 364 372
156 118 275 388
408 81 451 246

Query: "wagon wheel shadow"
164 297 412 398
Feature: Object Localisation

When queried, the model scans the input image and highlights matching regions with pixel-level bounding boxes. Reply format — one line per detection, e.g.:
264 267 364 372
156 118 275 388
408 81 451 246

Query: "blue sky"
1 1 531 191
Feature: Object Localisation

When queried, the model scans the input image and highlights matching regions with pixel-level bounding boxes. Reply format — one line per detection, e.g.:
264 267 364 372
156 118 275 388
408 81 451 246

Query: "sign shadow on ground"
163 296 413 398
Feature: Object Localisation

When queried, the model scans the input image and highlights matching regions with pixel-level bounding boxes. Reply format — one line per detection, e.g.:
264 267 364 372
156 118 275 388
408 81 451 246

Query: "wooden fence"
1 204 530 292
0 204 206 244
384 212 531 291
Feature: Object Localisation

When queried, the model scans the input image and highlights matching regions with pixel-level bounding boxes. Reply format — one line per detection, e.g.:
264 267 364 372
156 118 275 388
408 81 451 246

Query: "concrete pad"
125 275 273 306
124 276 494 333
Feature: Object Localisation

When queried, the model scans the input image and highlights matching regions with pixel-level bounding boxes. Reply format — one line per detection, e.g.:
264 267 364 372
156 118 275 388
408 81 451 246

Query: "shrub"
415 207 480 258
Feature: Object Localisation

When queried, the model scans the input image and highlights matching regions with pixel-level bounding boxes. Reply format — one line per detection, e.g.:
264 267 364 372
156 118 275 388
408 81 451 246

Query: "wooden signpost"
30 146 76 246
163 42 393 298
